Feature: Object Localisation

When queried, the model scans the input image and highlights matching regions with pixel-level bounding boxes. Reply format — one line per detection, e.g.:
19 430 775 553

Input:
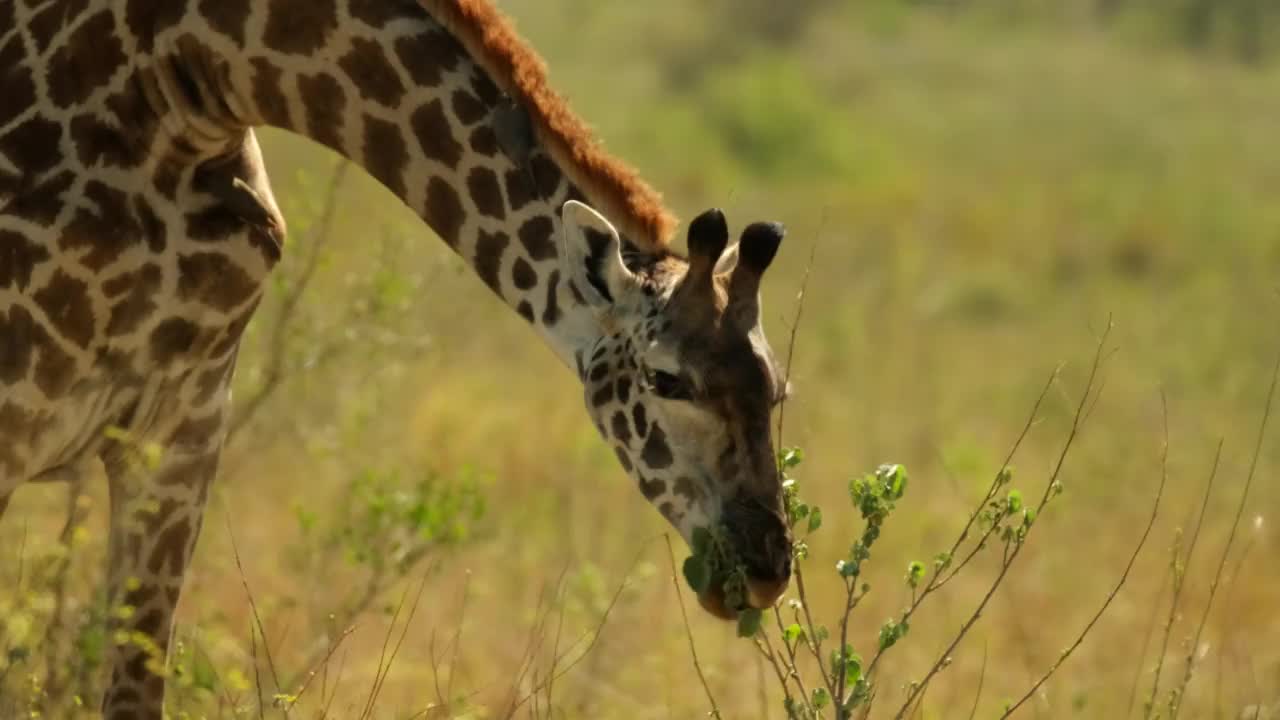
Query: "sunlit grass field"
3 2 1279 717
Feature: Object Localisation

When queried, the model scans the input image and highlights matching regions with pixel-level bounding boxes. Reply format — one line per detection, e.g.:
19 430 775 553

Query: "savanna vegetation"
2 0 1278 717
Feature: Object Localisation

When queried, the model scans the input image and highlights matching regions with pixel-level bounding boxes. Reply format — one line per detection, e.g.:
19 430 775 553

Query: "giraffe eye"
650 370 692 401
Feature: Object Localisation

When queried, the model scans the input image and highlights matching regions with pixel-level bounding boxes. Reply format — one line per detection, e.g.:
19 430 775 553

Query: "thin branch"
864 368 1058 685
776 240 818 450
893 320 1113 719
510 538 656 713
291 624 357 706
1124 562 1169 718
226 515 287 716
1169 349 1280 720
967 643 988 720
1002 390 1172 718
665 534 722 719
1146 441 1223 717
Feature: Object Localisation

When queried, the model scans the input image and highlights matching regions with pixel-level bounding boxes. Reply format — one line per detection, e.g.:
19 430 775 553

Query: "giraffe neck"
149 0 649 368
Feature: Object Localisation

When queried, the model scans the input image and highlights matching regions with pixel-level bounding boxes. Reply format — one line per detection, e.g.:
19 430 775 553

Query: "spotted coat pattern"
0 1 792 716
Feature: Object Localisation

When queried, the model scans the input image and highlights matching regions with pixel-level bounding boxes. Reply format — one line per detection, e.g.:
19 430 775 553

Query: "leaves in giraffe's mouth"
682 524 762 634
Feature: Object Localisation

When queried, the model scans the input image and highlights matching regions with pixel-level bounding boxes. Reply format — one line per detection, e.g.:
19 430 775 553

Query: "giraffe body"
1 1 794 716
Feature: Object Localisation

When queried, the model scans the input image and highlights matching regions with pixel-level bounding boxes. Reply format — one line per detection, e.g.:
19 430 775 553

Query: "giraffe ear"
713 242 740 277
560 200 637 307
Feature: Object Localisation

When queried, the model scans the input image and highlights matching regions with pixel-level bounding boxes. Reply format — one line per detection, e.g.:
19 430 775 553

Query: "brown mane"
421 0 677 249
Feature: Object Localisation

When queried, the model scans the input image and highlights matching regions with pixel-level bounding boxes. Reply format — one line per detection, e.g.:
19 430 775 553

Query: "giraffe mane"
421 0 677 250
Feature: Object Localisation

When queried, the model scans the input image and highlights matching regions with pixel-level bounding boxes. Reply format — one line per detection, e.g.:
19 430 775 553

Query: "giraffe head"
560 200 792 619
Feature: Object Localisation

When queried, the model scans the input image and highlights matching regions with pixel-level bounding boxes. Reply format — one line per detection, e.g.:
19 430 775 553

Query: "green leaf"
906 560 925 589
780 447 805 469
1007 489 1024 514
737 608 764 638
807 507 823 533
844 651 863 687
683 555 711 594
784 623 805 644
811 687 831 709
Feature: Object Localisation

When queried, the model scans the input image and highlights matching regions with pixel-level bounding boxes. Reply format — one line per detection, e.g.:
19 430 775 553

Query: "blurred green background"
4 0 1279 717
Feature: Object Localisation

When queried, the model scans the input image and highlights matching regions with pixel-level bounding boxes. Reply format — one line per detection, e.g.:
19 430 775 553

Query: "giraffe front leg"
99 443 220 720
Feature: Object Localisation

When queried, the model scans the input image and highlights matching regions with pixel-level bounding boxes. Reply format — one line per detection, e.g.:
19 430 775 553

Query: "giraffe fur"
0 1 793 716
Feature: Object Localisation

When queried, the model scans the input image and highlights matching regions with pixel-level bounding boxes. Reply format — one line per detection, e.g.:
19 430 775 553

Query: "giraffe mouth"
683 520 792 621
696 574 789 620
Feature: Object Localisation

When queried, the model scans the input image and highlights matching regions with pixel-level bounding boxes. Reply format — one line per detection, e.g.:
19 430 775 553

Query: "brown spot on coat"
0 230 51 291
349 0 422 27
640 476 665 500
177 253 256 312
452 88 486 125
632 403 647 438
674 476 705 503
0 36 36 129
516 301 534 323
511 257 536 290
149 317 199 366
170 412 223 448
411 99 462 169
0 307 38 384
184 204 243 242
517 216 555 261
610 411 631 444
200 0 251 45
33 327 77 399
70 113 143 169
46 10 124 107
134 195 167 253
467 166 504 220
250 58 291 127
423 176 464 247
394 30 463 88
264 0 337 55
105 264 163 336
504 168 534 211
363 114 408 198
472 229 508 293
529 154 563 199
541 270 560 325
61 181 141 271
0 116 62 180
339 36 405 108
148 519 191 575
297 72 346 151
640 424 673 469
32 270 94 349
590 383 613 407
5 171 73 227
588 362 609 382
124 0 185 52
469 126 499 157
27 0 90 55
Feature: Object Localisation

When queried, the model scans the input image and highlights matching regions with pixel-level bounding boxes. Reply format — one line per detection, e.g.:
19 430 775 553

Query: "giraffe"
0 0 795 716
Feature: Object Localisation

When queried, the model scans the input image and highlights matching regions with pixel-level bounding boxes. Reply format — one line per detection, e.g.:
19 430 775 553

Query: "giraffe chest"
1 131 282 486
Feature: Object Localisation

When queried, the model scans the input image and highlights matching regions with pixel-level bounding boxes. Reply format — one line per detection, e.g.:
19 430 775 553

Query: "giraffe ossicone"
0 0 792 715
